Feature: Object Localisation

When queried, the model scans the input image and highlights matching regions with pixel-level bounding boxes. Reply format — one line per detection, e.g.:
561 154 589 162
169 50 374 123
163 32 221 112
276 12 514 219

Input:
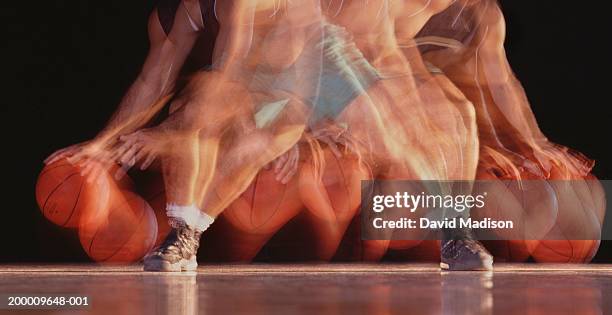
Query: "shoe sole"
143 257 198 272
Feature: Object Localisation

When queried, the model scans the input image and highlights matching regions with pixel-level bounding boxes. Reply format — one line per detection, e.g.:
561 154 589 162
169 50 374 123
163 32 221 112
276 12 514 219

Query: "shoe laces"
442 227 485 256
157 227 198 256
458 239 485 255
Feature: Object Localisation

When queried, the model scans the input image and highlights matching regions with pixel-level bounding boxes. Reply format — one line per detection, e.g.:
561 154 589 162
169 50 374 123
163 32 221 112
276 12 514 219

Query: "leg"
298 147 370 261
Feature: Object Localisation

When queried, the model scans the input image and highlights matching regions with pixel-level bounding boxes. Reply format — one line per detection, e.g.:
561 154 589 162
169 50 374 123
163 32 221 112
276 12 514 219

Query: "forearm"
437 47 547 152
95 4 201 143
96 75 173 143
422 2 547 151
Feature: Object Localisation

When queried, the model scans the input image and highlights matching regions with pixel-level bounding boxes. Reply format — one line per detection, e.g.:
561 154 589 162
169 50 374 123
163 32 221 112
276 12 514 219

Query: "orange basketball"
530 240 600 263
225 167 303 234
401 240 441 262
530 171 604 263
388 240 423 251
79 190 158 263
138 175 172 247
297 148 372 260
35 159 111 228
482 240 532 262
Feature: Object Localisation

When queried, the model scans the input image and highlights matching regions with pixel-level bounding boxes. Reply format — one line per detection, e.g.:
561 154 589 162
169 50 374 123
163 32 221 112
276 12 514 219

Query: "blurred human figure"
314 0 491 270
44 0 603 270
414 0 605 257
46 0 307 270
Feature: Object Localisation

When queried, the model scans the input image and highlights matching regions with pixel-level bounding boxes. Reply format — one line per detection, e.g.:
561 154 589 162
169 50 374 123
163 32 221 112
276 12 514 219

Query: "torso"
156 0 219 72
213 0 323 73
322 0 453 74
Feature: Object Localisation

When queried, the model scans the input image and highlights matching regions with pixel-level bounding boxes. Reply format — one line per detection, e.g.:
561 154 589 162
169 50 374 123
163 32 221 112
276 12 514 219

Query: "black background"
2 1 611 262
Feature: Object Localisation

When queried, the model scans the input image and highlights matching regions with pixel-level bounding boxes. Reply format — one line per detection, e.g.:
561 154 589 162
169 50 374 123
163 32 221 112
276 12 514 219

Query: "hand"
44 140 115 182
112 128 167 172
269 144 300 184
45 141 90 165
485 146 544 179
310 122 360 158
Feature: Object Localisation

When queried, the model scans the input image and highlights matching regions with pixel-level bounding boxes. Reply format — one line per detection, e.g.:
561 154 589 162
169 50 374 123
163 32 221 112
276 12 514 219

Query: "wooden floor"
1 264 611 314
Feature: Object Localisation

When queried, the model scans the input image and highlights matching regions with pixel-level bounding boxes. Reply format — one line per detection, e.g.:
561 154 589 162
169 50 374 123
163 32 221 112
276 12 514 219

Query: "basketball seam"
62 181 83 227
103 196 150 262
248 173 259 227
251 173 287 232
43 173 79 220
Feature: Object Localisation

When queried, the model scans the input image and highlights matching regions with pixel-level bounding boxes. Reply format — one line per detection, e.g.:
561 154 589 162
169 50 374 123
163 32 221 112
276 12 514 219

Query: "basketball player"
43 0 552 272
319 0 491 270
44 0 588 274
416 0 604 250
45 0 308 270
119 1 490 270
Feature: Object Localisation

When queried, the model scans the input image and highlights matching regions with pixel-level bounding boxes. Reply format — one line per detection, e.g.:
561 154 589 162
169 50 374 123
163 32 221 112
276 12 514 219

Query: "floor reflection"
142 273 198 315
441 271 493 315
492 273 604 315
0 264 609 315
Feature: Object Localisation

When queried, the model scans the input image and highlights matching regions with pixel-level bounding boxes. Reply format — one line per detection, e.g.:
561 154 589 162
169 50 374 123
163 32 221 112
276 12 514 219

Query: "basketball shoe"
143 223 202 272
440 227 493 271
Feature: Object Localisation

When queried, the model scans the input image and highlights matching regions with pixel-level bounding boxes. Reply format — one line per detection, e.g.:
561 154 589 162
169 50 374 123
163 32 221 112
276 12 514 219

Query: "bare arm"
423 1 547 151
145 0 259 133
95 0 203 143
45 0 204 167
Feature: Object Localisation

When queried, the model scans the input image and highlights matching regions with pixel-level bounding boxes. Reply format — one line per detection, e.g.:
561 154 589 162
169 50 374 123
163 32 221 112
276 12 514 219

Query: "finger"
274 154 288 173
277 149 299 182
276 159 292 182
45 148 67 163
322 138 342 158
288 147 299 166
273 159 281 173
293 145 300 162
140 153 157 170
281 159 298 184
45 146 75 164
133 148 149 166
99 150 118 168
114 164 130 181
111 138 137 161
90 161 110 180
86 161 108 184
109 144 128 162
131 148 150 169
45 152 69 165
119 144 142 166
281 168 296 184
67 151 88 166
116 156 136 174
341 138 357 156
126 155 137 168
80 152 110 176
79 158 100 178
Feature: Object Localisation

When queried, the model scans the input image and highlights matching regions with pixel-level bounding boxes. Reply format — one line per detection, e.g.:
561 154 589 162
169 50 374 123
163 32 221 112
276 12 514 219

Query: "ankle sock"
166 203 215 232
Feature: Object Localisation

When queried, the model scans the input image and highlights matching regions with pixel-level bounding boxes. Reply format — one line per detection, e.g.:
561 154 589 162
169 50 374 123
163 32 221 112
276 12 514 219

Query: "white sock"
196 211 215 232
166 203 215 232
